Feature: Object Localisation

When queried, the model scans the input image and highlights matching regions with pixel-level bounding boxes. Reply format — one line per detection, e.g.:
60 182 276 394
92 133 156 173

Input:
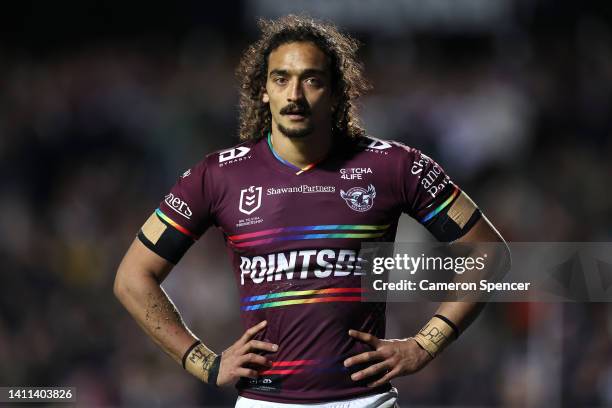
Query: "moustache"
280 103 310 116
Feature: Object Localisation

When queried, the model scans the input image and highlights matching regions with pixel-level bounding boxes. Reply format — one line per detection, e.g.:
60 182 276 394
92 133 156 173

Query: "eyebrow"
269 68 328 77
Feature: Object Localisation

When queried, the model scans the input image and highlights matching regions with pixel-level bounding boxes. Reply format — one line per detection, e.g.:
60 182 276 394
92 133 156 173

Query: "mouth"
280 103 310 121
285 113 307 121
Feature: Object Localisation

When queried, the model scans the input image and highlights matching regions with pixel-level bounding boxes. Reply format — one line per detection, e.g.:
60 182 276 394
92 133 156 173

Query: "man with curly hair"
114 15 507 407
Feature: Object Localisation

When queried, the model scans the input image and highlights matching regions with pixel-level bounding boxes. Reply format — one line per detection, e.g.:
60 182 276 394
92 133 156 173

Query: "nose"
287 79 304 102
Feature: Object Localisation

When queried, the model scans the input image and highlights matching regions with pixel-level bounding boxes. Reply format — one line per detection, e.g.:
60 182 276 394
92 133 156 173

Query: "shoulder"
347 135 446 185
201 139 258 169
349 134 422 162
181 139 260 179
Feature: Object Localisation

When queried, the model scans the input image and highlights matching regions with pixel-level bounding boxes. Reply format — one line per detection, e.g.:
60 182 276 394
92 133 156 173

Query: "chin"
278 123 314 139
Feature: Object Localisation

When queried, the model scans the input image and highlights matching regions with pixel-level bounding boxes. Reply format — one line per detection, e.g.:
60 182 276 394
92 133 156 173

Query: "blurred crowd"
1 1 611 407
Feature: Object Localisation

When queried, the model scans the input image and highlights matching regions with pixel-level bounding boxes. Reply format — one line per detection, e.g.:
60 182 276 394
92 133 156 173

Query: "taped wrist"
413 315 459 358
182 341 221 386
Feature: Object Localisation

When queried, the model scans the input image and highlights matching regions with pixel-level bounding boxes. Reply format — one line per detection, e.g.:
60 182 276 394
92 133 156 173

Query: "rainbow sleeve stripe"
155 208 199 239
241 287 363 311
420 186 460 223
228 224 390 248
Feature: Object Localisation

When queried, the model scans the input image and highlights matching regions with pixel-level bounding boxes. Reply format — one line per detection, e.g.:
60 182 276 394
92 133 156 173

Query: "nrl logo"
239 186 262 215
340 184 376 212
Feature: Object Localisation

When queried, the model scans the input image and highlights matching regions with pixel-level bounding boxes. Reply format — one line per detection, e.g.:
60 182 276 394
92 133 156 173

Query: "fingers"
348 329 380 348
238 320 268 346
235 367 259 379
239 353 272 367
350 360 389 382
367 368 399 388
240 339 279 354
344 351 382 368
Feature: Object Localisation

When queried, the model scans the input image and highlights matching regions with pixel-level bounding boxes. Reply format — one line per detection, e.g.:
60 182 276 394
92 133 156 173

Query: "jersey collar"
266 132 321 175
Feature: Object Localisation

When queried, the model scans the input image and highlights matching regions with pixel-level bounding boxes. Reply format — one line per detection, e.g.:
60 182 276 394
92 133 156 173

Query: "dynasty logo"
219 147 251 166
358 138 391 154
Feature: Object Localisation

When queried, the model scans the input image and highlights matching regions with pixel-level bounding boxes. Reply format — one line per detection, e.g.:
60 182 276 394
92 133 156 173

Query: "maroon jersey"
144 135 473 403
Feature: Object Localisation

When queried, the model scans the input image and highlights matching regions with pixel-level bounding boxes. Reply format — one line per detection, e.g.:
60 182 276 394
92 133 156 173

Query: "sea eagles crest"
340 184 376 212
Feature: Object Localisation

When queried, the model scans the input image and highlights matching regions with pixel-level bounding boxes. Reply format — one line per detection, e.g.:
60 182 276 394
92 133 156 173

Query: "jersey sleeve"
399 146 481 242
137 160 215 264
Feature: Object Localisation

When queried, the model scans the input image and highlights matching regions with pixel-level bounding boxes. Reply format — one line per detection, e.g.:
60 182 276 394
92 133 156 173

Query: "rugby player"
114 15 508 407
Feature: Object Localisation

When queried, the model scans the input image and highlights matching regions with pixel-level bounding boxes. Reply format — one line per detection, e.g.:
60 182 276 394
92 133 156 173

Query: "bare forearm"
435 215 508 332
114 273 198 364
413 216 509 356
435 302 485 333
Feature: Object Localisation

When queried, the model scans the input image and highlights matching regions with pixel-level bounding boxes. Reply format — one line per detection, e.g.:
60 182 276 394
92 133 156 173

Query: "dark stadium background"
1 1 611 407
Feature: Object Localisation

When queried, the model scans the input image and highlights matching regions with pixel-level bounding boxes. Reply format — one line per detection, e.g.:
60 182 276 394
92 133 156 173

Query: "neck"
269 125 332 169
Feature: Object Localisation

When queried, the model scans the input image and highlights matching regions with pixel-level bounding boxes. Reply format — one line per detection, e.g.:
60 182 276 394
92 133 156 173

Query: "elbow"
113 265 158 303
113 269 129 302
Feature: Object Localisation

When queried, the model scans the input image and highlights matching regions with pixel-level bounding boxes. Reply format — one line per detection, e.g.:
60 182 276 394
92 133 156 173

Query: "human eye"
305 77 323 87
273 76 288 85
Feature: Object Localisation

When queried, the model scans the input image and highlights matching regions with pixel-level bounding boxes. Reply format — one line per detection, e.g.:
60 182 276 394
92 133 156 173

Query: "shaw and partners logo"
410 154 451 199
239 249 362 285
266 185 335 196
239 186 262 215
164 193 193 219
340 184 376 212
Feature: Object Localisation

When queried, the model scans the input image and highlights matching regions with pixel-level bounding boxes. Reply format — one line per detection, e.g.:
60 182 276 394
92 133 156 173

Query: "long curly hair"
236 15 371 142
